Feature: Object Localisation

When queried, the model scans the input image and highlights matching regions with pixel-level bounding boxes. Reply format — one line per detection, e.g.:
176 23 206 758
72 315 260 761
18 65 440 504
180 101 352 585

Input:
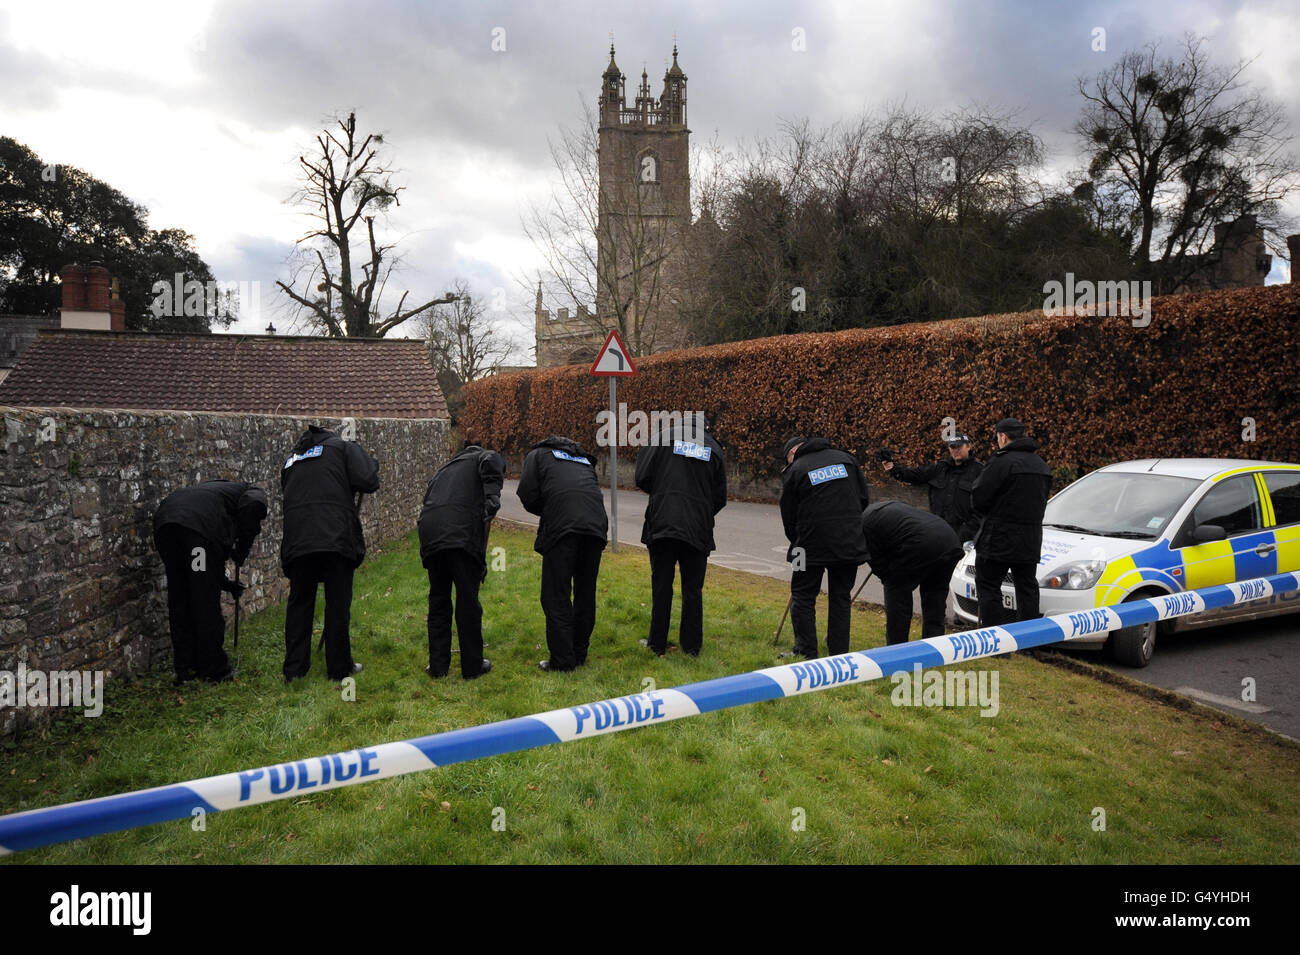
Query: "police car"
949 459 1300 666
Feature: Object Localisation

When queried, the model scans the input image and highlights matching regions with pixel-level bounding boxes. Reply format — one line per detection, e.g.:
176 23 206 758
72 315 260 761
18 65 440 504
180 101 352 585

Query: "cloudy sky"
3 0 1297 354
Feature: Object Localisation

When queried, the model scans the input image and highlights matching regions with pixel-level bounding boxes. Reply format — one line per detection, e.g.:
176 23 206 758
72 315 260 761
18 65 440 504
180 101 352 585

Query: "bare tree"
277 111 458 337
689 104 1050 339
421 278 519 387
1076 33 1298 291
421 279 520 424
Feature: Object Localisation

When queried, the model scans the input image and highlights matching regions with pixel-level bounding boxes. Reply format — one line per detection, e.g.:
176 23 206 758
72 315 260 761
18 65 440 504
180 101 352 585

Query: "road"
1079 616 1300 739
499 479 1299 737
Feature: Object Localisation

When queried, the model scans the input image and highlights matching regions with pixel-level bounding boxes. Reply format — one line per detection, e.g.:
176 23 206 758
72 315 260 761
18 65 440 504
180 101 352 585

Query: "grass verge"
3 522 1297 863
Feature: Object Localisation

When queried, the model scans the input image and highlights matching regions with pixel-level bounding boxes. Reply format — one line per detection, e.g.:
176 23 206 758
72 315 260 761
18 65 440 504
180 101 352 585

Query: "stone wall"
0 407 449 737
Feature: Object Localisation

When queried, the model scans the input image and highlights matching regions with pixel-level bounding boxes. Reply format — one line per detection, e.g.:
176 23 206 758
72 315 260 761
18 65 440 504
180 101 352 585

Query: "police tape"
2 571 1296 854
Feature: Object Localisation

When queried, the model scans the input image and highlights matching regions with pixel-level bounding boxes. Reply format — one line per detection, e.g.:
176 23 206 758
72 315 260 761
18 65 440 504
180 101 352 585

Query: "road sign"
590 330 635 551
590 329 637 377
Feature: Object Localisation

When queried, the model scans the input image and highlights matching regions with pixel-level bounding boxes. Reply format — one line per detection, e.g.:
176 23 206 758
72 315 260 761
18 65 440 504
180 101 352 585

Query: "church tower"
595 44 691 356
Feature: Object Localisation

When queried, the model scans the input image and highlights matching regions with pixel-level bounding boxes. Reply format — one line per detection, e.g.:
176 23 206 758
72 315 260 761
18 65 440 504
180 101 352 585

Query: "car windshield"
1043 471 1201 540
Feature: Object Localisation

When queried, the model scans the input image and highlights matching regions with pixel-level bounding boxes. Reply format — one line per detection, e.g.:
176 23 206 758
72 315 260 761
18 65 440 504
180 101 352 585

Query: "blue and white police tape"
2 571 1296 854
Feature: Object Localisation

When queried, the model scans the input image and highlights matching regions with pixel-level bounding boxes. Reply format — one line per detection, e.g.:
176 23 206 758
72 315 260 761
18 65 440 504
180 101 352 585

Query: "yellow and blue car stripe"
1095 466 1299 607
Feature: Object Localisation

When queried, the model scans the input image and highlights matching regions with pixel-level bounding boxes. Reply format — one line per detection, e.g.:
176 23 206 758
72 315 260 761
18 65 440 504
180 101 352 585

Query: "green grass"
3 522 1298 864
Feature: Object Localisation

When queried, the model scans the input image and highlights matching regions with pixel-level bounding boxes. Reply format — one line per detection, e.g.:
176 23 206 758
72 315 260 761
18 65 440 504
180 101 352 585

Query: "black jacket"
779 437 870 566
861 501 963 582
517 436 608 555
417 445 505 567
280 426 381 570
634 422 727 553
890 456 983 542
154 481 268 565
971 436 1051 563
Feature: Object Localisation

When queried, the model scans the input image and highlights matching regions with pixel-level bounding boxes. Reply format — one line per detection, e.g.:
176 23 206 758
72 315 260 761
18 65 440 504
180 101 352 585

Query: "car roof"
1097 458 1299 481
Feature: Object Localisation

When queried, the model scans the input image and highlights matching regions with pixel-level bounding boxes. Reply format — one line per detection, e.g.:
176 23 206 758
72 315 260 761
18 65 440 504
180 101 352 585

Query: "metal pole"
232 564 242 649
609 376 618 553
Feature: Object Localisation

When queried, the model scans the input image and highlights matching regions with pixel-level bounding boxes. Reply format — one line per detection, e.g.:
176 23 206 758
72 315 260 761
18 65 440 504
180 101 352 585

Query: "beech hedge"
463 284 1300 486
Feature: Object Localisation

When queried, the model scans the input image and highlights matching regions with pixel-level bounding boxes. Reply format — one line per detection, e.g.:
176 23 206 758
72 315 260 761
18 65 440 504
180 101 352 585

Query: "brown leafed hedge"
463 284 1300 485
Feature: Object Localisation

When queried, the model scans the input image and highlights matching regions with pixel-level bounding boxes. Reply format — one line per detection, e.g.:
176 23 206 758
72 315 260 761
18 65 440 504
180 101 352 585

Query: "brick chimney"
85 264 111 311
59 264 88 310
1289 235 1300 284
59 262 117 331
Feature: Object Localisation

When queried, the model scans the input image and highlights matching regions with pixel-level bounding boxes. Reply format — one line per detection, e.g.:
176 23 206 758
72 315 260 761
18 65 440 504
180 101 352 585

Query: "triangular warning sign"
590 329 637 376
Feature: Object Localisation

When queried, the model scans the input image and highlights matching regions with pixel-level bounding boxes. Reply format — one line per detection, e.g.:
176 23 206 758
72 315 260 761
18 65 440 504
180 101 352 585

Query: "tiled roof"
0 330 448 419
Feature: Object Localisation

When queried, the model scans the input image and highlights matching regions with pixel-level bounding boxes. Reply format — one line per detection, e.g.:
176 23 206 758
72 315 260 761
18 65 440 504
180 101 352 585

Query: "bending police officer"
153 480 268 683
416 441 505 680
861 501 964 645
517 435 608 672
280 424 381 682
779 436 871 659
634 414 727 657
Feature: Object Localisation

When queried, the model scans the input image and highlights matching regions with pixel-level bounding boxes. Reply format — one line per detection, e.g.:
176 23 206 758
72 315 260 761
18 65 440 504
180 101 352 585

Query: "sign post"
590 329 637 553
609 376 618 552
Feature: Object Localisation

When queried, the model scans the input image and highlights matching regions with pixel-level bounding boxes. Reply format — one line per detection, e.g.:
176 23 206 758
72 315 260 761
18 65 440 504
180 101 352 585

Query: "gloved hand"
222 577 246 598
480 562 489 584
875 447 894 463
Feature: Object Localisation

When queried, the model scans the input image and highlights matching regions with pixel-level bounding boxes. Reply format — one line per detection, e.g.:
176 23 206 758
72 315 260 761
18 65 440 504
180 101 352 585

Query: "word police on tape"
2 572 1296 854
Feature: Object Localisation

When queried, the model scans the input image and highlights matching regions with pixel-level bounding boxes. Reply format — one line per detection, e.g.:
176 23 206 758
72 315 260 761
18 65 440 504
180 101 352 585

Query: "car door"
1172 473 1271 624
1260 470 1300 619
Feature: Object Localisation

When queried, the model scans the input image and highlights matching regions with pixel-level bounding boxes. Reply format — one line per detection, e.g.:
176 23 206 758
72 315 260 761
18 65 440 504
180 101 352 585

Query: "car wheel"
1109 594 1158 668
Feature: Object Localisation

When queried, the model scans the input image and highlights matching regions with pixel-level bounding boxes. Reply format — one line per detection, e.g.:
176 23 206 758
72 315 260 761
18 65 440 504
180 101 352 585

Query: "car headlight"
1042 559 1106 590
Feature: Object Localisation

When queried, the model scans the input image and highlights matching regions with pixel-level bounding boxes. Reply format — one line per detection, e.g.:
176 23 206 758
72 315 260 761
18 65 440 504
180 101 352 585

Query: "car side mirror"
1192 524 1227 543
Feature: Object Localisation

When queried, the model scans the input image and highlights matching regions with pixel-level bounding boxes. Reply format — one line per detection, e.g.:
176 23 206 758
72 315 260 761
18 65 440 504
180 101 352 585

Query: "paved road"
500 479 1299 737
1071 616 1300 740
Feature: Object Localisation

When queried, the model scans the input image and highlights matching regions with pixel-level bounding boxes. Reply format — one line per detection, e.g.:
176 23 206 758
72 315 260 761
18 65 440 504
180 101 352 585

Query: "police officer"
517 435 608 672
971 418 1051 626
780 436 870 658
861 501 964 645
880 433 983 542
634 414 727 657
280 424 380 682
416 441 505 680
153 480 268 683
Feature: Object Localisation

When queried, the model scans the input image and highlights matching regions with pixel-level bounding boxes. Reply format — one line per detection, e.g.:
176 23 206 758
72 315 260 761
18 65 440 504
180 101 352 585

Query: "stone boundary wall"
0 407 449 737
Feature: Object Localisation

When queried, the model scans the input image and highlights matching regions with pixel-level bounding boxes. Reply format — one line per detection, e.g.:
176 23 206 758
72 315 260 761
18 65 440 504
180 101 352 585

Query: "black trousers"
790 562 859 658
155 525 229 681
284 552 356 681
647 539 708 655
540 534 604 671
975 557 1040 627
881 550 964 645
426 549 484 678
